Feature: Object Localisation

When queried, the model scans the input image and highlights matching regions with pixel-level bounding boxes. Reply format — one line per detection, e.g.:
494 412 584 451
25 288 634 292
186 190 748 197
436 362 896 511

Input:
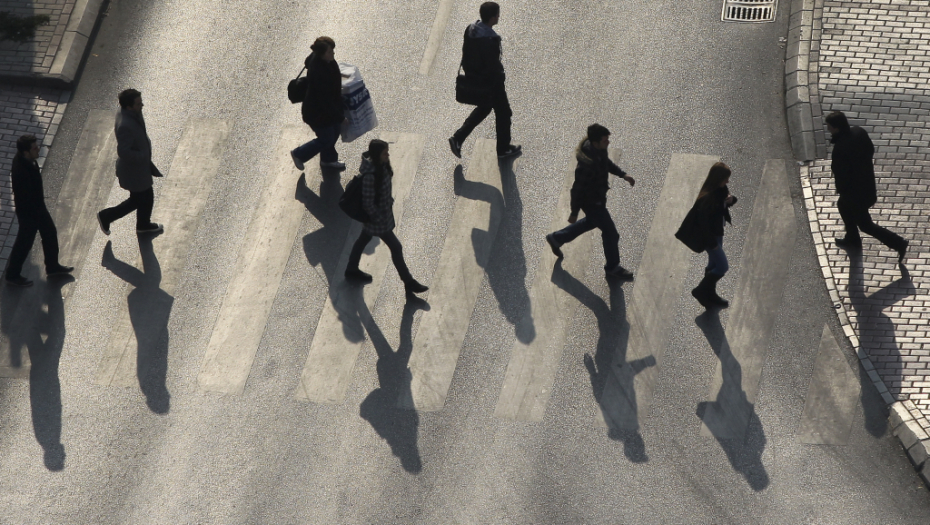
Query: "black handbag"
455 64 492 106
288 66 308 104
339 175 370 223
674 205 709 253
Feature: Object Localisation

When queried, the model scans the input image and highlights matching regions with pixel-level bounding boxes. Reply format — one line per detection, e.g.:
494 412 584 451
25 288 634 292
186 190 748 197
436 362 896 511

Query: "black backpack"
339 175 370 223
287 66 308 104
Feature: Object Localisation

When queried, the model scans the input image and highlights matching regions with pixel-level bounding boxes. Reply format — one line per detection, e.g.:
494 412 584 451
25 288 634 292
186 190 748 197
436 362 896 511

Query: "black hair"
118 89 142 108
587 123 610 143
825 111 850 131
15 134 37 156
480 2 500 23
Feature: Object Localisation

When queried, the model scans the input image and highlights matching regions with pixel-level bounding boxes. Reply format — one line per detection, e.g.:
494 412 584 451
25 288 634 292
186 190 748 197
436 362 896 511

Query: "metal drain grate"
721 0 777 23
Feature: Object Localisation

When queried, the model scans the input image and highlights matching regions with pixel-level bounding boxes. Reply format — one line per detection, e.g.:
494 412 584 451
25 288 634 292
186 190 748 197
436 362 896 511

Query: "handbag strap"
295 66 306 80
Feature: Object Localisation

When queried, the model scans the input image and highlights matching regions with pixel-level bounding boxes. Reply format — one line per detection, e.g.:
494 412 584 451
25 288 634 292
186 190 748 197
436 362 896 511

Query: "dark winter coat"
569 139 627 214
115 108 160 192
10 154 47 218
830 126 877 208
301 54 344 129
461 21 505 89
359 153 395 236
676 186 736 252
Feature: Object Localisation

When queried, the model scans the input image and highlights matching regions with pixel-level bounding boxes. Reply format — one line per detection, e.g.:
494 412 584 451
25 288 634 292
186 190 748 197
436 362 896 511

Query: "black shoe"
835 238 861 250
448 137 462 159
4 275 33 287
545 233 563 258
404 279 429 297
136 223 164 234
605 265 634 280
47 265 74 277
97 211 110 235
497 145 522 158
345 268 373 283
898 239 909 264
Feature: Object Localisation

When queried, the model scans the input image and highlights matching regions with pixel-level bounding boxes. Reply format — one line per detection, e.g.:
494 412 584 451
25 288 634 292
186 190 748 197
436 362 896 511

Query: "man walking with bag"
448 2 521 160
97 89 164 237
826 111 908 262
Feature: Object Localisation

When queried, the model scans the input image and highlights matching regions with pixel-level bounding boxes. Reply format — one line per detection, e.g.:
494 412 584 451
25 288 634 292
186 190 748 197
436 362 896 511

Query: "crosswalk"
0 113 865 441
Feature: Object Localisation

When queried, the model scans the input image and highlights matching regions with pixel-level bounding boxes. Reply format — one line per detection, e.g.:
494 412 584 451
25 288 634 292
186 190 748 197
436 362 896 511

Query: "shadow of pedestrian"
101 237 172 414
846 252 916 437
694 311 769 492
453 163 534 343
551 260 651 462
27 274 73 471
359 297 429 473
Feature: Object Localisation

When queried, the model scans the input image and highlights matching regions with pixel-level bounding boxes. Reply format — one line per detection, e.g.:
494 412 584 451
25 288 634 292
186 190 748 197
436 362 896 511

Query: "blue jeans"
293 122 341 163
551 205 620 270
705 236 728 276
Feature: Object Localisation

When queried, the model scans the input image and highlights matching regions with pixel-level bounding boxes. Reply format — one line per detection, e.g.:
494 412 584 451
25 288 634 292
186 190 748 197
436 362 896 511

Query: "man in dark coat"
291 36 347 171
545 124 635 280
448 2 521 159
826 111 908 262
97 89 164 237
5 134 73 287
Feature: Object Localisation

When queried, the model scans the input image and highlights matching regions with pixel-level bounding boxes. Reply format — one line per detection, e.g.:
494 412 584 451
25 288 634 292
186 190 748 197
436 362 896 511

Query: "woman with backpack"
290 36 347 171
677 162 738 308
344 139 429 299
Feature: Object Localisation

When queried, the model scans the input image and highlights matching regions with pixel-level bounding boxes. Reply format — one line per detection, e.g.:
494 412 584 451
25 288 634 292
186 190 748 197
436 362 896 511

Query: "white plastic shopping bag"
339 63 378 143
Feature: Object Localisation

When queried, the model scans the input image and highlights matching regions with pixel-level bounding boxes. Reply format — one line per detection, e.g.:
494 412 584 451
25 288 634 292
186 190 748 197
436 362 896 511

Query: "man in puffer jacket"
448 2 521 159
545 124 636 280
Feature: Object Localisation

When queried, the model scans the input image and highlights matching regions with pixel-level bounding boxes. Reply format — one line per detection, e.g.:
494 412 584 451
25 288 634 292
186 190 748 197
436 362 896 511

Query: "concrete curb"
784 0 825 161
0 0 106 89
799 167 930 488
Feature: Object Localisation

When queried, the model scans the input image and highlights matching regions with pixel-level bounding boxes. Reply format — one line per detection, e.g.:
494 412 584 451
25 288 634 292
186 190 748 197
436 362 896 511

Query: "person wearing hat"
290 36 348 172
344 139 429 299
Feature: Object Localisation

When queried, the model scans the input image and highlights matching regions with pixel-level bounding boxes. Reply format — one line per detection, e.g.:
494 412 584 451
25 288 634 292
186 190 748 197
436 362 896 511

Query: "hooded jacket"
301 53 344 129
461 21 505 88
569 139 627 214
359 153 395 236
830 125 877 208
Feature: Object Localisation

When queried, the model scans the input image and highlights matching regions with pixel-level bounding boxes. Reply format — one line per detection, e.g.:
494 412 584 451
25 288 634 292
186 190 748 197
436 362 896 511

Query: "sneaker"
497 145 522 158
898 239 909 264
320 160 346 170
290 149 305 171
136 223 164 234
97 211 110 235
345 268 373 283
4 275 33 287
546 233 563 258
47 265 74 277
834 238 861 250
605 265 634 280
448 137 462 159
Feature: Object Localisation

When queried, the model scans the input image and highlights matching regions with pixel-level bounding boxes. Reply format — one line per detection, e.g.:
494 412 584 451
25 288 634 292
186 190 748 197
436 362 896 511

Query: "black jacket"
461 21 505 88
830 126 877 208
301 54 344 128
10 154 47 217
570 139 627 214
675 186 735 253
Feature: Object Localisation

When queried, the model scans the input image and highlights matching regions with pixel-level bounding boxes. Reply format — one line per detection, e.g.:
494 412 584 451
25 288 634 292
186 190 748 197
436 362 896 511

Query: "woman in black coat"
290 36 346 171
680 162 737 308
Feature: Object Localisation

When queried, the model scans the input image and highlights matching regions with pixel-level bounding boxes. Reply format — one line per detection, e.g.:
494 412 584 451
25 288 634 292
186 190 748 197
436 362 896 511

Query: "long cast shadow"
551 260 652 462
454 162 534 343
359 296 429 473
695 311 769 491
846 253 916 437
102 237 172 413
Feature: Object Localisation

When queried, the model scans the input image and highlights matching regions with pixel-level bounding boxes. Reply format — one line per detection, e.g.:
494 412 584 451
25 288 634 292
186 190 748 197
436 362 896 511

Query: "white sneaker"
320 160 346 170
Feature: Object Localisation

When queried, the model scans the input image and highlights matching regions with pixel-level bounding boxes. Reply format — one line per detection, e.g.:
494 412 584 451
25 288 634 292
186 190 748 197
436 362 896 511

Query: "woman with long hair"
685 162 738 308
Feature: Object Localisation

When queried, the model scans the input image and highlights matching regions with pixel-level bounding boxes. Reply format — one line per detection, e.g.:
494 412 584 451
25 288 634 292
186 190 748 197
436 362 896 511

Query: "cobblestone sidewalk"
802 0 930 421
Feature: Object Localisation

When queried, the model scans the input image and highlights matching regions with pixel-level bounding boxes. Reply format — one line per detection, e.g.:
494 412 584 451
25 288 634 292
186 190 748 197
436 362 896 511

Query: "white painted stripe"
1 110 116 378
295 132 425 404
700 159 796 439
796 324 861 445
95 119 231 388
398 139 506 411
494 157 593 421
596 154 719 430
419 0 455 76
197 125 311 395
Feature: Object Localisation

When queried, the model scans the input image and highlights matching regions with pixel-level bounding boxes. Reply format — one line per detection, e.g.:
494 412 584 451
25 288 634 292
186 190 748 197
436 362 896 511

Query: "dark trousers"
7 209 59 277
99 187 154 228
837 196 905 250
453 89 512 155
551 205 621 270
347 230 412 283
294 122 340 164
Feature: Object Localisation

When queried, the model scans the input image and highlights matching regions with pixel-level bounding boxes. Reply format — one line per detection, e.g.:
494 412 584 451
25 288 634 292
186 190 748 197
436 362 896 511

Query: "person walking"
826 111 908 262
676 162 737 308
4 135 73 287
97 89 164 237
544 124 635 280
290 36 347 172
448 2 521 160
344 139 429 299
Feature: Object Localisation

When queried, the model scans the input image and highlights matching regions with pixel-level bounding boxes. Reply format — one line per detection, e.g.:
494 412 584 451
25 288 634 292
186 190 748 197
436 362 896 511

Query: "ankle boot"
691 274 714 307
404 278 429 297
345 268 373 283
704 271 729 308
